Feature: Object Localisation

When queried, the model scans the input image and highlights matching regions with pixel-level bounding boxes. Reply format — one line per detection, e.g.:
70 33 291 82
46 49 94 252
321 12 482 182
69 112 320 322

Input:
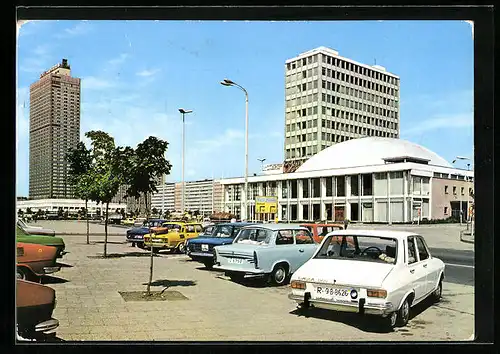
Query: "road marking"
445 262 474 269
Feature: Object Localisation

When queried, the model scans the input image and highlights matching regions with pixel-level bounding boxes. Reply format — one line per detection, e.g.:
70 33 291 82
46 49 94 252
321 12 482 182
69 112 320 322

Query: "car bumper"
189 252 213 258
144 242 171 248
43 266 61 275
126 237 144 242
35 318 59 334
288 293 394 316
213 264 266 277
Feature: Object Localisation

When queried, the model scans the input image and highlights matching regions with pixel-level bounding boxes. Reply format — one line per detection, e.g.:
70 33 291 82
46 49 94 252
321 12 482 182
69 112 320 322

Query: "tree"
63 210 69 220
122 136 172 296
57 207 63 219
152 207 158 217
120 208 125 219
85 130 124 257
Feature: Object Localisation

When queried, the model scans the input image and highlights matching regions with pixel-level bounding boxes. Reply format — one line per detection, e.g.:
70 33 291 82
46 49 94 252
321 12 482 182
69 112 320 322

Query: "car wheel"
177 242 185 254
270 264 288 286
432 279 443 303
16 267 33 281
137 243 145 249
203 261 213 269
385 312 398 329
396 297 411 327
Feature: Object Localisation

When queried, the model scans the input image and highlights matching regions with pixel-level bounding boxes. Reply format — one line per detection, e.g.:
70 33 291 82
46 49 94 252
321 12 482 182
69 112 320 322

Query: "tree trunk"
146 193 153 296
104 202 109 257
85 199 89 245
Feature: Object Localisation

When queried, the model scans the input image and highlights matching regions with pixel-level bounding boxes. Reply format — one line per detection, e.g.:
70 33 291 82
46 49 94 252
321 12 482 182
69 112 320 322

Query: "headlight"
367 289 387 298
290 280 306 290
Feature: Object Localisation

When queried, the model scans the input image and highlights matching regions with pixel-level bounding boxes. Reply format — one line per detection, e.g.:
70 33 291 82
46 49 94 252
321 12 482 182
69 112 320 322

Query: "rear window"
235 228 272 245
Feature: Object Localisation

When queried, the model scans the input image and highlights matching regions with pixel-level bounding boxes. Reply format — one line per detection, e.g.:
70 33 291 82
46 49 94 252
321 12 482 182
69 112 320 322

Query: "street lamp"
179 108 193 214
220 78 249 221
257 158 266 172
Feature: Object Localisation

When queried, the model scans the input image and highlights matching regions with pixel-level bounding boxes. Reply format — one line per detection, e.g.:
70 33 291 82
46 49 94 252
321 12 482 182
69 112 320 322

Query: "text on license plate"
201 244 209 251
227 258 243 264
315 286 350 298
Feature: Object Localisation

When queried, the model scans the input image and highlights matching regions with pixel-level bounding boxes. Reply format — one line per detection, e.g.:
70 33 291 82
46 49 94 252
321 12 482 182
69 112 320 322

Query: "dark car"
126 219 167 248
16 279 59 340
186 222 255 269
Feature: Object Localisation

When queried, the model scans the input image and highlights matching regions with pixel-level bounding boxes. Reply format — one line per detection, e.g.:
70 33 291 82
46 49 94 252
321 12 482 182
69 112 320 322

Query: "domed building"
221 137 474 224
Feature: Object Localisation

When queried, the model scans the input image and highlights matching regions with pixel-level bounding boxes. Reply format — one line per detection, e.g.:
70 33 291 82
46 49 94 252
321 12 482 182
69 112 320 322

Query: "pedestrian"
343 218 349 230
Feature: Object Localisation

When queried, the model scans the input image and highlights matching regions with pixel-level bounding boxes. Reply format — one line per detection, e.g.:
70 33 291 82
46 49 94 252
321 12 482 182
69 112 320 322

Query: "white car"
288 230 445 328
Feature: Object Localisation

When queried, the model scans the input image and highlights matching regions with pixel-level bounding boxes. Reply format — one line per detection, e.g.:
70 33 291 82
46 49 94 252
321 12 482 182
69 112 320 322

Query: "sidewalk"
460 230 474 244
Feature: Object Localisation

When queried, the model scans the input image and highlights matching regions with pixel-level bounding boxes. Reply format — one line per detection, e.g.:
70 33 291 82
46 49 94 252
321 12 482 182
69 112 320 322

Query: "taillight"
253 251 258 268
291 280 306 289
367 289 387 298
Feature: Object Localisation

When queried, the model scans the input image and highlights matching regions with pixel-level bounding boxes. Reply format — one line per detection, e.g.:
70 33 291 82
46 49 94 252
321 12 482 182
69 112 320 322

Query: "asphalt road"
429 248 474 286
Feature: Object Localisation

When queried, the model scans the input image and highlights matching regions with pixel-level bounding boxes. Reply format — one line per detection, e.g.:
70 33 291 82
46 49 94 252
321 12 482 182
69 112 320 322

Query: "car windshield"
235 228 272 245
315 234 398 265
144 220 163 227
162 223 182 231
212 225 235 238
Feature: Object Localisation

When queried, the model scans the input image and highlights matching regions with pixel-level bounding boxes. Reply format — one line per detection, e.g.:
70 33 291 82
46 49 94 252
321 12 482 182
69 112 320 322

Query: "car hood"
23 227 56 236
16 234 65 247
128 227 149 235
293 259 394 288
189 237 233 246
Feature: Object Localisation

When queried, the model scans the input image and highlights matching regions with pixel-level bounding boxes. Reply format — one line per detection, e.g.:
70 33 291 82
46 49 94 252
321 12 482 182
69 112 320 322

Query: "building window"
453 186 457 195
444 186 449 194
302 179 310 198
444 207 448 215
461 187 464 195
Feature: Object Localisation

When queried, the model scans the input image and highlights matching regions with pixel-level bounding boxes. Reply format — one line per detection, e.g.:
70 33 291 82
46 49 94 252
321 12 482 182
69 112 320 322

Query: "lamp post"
257 158 266 172
179 108 193 215
221 78 249 221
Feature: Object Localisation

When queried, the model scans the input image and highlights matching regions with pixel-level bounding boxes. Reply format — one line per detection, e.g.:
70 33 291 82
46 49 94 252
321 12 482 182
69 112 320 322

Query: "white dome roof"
296 137 452 172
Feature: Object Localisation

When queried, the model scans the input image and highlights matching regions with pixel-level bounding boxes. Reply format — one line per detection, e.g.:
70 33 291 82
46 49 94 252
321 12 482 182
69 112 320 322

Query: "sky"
16 20 474 197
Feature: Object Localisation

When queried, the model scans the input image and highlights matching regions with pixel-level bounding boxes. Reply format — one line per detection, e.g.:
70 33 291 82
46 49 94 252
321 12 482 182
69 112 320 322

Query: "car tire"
177 242 185 254
228 272 245 282
432 278 443 303
16 267 34 282
137 243 145 249
395 297 411 327
203 261 213 269
269 264 288 286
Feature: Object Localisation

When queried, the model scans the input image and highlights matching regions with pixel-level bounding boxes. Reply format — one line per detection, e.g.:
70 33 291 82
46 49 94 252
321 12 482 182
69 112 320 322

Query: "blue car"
126 219 167 248
186 222 255 269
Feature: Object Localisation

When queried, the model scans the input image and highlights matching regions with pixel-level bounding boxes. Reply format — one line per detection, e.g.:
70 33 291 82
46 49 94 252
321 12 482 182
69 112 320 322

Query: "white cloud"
81 76 116 91
108 53 129 66
55 22 92 38
402 113 473 136
197 128 244 149
136 69 160 77
19 44 53 74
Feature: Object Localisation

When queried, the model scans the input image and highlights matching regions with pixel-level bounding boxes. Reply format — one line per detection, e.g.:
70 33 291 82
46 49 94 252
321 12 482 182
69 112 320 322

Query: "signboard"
255 196 278 214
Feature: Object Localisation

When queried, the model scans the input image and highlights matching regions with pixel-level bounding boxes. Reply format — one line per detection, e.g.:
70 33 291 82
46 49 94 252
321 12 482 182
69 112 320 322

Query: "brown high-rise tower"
29 59 81 199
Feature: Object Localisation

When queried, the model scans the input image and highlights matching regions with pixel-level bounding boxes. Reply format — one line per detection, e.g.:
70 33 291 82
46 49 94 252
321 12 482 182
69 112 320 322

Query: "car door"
293 229 317 267
415 236 434 295
273 229 299 272
407 236 427 302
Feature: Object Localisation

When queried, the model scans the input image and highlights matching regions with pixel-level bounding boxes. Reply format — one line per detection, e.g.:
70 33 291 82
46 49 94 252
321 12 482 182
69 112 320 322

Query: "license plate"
135 236 142 239
313 285 351 300
227 258 243 264
153 239 163 243
201 244 209 251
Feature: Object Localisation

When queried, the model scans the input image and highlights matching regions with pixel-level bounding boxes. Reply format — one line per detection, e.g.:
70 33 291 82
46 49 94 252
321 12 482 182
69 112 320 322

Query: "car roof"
216 222 256 227
241 223 309 231
300 223 344 227
326 229 419 240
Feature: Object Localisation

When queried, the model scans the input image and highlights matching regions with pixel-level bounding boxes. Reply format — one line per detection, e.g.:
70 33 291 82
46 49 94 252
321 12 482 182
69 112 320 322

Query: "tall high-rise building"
284 47 400 169
29 59 81 199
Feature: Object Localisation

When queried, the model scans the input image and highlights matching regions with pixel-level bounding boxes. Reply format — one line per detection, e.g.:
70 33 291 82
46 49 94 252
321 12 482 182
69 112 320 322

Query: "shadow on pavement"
56 262 73 268
94 241 128 245
41 275 69 284
141 279 197 287
289 307 394 334
87 252 163 259
288 295 441 334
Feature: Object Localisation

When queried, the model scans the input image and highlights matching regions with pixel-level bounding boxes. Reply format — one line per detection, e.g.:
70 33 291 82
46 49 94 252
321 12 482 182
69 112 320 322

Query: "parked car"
122 217 136 226
16 226 66 259
125 219 167 248
186 222 255 269
16 279 59 340
288 230 445 329
143 221 203 253
213 224 318 285
300 223 345 244
17 219 56 237
17 242 61 281
134 217 147 227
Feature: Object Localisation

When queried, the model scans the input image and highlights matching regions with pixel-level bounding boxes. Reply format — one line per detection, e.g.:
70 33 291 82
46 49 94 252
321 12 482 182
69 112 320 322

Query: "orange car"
17 242 61 282
17 279 59 339
300 223 346 244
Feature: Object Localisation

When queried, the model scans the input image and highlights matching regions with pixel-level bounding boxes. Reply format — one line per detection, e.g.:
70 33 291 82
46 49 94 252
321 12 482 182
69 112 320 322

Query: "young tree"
85 130 123 257
67 141 94 242
123 136 172 296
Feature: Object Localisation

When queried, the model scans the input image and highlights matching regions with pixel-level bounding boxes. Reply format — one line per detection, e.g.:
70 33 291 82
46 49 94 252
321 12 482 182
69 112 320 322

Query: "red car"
17 242 61 282
16 279 59 340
